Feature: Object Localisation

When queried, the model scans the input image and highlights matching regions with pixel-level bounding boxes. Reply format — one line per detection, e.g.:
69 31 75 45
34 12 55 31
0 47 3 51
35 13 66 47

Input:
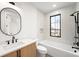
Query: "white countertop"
0 39 37 57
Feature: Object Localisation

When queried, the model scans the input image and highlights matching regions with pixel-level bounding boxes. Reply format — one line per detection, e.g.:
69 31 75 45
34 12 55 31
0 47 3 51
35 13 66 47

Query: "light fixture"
52 4 56 7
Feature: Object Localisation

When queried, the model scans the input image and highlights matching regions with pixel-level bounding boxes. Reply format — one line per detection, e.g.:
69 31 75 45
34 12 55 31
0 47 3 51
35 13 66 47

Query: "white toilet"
37 45 47 57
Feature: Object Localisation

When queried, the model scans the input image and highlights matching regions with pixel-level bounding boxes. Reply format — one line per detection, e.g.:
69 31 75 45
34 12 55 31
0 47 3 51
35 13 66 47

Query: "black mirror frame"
0 7 22 36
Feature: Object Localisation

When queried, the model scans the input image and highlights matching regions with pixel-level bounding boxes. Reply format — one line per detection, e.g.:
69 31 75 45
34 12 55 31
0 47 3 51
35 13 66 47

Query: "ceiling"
31 2 76 14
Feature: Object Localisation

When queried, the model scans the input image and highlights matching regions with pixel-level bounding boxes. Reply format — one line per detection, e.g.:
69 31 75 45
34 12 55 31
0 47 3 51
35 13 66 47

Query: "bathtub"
38 40 79 57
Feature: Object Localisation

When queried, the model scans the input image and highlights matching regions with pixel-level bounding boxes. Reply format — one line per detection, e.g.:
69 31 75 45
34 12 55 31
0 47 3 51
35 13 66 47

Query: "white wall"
15 2 45 40
37 10 45 40
15 3 37 39
0 2 45 43
76 2 79 11
45 5 76 45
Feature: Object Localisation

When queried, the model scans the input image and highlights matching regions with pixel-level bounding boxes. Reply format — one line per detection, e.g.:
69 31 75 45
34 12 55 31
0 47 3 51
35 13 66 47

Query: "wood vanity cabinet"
3 51 18 57
20 43 36 57
3 42 36 57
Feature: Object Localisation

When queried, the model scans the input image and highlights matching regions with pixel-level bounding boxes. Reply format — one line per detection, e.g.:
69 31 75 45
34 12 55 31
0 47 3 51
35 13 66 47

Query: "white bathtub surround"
38 40 79 57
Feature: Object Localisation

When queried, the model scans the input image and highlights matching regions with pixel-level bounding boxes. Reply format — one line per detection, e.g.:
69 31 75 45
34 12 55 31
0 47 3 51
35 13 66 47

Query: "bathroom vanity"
3 42 36 57
0 39 36 57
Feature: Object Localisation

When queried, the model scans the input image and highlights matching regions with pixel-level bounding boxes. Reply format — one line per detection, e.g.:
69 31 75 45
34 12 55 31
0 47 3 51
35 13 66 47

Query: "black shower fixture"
70 11 79 16
70 13 74 16
9 2 15 5
71 11 79 49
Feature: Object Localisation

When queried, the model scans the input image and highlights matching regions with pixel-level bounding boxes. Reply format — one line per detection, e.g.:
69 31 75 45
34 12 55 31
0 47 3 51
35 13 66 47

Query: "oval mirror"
0 8 21 36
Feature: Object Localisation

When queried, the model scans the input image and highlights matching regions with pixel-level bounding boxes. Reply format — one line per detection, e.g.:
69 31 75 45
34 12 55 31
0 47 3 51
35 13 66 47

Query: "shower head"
70 11 79 16
9 2 15 5
70 14 74 16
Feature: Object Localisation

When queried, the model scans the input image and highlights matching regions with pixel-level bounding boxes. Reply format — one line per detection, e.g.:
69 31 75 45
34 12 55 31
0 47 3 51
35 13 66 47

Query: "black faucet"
12 36 18 43
6 40 10 45
12 36 15 43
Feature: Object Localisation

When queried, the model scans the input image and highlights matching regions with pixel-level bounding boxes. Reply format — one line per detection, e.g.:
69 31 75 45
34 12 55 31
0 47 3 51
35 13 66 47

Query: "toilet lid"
37 45 47 53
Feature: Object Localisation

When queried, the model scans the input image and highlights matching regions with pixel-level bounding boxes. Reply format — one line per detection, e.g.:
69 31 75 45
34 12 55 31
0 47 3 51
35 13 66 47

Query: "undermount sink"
1 41 24 49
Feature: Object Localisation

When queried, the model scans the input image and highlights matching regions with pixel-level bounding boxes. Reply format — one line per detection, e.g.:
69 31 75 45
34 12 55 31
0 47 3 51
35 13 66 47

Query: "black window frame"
50 14 61 37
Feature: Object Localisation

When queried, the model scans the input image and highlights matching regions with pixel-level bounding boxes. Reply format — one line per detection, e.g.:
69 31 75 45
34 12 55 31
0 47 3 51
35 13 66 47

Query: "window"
50 14 61 37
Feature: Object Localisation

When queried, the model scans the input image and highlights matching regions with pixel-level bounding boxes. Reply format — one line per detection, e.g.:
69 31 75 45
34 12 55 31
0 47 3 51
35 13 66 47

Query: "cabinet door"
3 51 17 57
20 42 36 57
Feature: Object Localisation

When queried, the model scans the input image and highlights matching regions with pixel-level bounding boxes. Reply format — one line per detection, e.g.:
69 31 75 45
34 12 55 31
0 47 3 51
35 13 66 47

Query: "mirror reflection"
0 8 21 36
